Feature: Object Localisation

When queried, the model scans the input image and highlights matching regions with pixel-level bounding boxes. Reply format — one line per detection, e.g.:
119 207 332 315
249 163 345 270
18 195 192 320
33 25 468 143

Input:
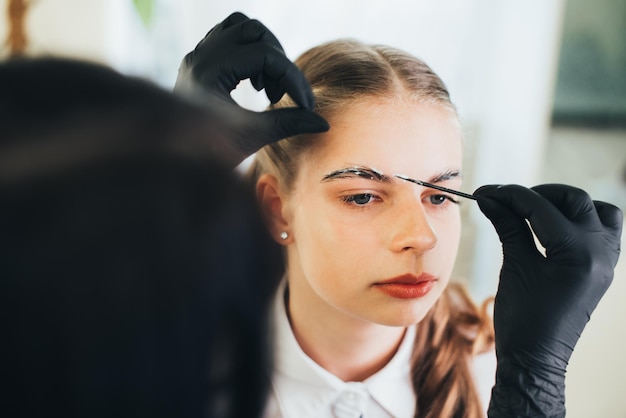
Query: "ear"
256 173 292 245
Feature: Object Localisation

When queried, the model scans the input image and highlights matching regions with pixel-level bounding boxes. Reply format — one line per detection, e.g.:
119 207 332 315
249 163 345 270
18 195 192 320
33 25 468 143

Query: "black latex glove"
175 12 329 168
474 184 623 418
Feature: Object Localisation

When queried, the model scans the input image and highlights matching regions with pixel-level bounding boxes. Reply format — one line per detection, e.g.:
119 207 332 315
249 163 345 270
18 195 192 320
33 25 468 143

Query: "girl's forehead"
302 101 462 175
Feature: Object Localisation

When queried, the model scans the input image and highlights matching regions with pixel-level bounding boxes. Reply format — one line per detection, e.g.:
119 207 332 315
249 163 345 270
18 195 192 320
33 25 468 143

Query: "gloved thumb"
268 107 329 137
473 184 537 253
247 108 329 150
254 108 330 144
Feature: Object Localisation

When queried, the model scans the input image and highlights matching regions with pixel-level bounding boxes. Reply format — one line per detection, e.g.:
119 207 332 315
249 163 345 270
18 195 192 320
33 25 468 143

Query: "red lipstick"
373 273 437 299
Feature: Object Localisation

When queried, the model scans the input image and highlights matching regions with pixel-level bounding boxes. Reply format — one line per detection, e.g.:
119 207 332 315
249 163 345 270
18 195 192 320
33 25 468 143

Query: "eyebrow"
321 165 463 184
321 165 392 183
427 169 463 184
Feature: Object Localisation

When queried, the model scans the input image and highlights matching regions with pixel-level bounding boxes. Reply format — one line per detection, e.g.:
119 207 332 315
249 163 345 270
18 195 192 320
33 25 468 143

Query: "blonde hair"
249 39 494 418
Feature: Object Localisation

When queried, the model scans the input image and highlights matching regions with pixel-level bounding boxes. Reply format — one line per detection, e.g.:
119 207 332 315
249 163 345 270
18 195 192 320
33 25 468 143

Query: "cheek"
442 209 462 245
294 205 381 269
289 203 389 305
430 210 462 277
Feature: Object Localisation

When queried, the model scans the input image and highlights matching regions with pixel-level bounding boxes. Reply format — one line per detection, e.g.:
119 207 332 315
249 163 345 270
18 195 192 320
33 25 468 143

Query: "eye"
342 193 377 206
428 194 459 206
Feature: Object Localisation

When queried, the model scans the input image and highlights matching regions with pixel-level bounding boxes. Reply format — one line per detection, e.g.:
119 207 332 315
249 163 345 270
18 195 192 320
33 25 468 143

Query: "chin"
373 305 434 327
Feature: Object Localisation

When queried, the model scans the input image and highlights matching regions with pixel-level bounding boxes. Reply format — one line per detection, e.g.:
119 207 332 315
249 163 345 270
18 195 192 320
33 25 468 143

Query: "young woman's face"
282 98 464 327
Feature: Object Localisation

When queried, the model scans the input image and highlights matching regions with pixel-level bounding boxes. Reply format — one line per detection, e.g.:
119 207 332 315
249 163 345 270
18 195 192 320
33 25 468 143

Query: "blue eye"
429 194 459 206
343 193 376 205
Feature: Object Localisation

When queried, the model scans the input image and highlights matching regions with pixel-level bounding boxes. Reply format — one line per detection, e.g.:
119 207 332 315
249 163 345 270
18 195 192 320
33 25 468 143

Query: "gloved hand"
474 184 623 418
175 12 329 168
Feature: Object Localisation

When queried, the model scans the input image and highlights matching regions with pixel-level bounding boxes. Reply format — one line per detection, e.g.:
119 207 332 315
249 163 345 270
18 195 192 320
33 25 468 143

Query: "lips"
373 273 438 299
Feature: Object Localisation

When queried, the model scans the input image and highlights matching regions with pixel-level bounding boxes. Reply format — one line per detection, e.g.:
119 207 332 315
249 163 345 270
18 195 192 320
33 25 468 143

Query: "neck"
285 277 407 382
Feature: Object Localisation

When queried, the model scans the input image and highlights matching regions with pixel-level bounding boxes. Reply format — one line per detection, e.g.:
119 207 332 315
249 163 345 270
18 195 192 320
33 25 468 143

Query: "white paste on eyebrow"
324 166 386 181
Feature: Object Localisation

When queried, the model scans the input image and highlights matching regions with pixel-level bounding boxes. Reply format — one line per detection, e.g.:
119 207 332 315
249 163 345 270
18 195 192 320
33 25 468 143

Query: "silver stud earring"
280 231 289 240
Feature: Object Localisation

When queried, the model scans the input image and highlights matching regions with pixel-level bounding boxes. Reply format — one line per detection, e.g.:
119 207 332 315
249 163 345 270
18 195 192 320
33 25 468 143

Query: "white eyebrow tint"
320 165 472 200
321 165 391 183
322 166 463 185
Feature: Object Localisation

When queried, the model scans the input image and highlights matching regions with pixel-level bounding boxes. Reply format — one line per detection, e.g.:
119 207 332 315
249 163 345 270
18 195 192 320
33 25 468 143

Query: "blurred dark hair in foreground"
0 57 281 418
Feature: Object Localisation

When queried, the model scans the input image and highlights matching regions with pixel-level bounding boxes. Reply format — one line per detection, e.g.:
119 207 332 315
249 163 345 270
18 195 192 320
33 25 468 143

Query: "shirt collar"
270 279 416 417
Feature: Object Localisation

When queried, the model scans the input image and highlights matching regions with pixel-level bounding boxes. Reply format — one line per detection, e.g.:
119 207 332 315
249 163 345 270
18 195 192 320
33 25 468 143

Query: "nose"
389 200 437 253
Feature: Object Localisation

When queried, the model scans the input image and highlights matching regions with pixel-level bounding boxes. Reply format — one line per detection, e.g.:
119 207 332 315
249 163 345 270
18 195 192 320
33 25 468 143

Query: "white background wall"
1 0 624 415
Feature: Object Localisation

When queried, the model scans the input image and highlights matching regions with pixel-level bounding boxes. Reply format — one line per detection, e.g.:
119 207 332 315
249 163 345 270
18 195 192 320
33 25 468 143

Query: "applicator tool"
394 174 477 201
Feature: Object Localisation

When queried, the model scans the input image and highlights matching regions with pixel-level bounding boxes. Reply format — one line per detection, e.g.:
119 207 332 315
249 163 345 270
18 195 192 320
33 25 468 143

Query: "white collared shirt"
263 281 495 418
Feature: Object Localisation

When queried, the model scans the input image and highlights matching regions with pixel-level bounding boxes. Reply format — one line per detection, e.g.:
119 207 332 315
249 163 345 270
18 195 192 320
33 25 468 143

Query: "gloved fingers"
474 185 539 253
262 54 314 109
594 200 623 266
198 43 290 94
524 185 621 271
474 184 578 253
231 19 309 107
240 21 286 94
216 13 284 54
531 185 623 263
214 12 259 41
236 18 286 91
239 18 280 46
594 200 624 232
197 14 272 53
222 11 249 29
197 12 250 46
531 184 598 226
262 68 315 110
257 76 278 98
196 38 310 108
190 12 310 107
241 19 285 53
250 73 266 92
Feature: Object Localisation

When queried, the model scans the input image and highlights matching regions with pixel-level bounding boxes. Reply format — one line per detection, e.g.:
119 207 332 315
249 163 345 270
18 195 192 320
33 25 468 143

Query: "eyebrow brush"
394 174 477 201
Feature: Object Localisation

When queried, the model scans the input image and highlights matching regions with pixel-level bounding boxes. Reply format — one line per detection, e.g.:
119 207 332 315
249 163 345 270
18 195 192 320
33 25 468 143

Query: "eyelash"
428 194 460 206
341 193 459 208
342 193 379 206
